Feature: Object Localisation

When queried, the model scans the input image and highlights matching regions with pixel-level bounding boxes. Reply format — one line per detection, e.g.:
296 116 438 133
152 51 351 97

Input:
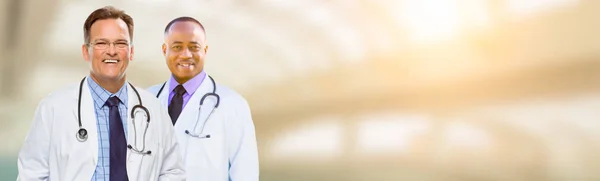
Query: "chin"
176 67 196 73
176 73 196 79
98 73 124 81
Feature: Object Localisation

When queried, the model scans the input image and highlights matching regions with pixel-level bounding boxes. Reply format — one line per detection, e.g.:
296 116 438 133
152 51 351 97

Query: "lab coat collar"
158 72 212 115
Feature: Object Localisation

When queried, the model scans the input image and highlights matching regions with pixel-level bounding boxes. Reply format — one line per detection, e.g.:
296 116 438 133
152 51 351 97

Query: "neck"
174 77 190 85
173 71 203 85
89 73 126 94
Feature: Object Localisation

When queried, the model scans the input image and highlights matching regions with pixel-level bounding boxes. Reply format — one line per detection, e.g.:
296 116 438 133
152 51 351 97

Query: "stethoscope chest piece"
76 128 88 142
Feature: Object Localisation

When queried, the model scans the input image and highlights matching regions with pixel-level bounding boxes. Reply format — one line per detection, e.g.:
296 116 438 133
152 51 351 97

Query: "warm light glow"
445 122 492 148
285 2 367 64
507 0 579 18
461 0 492 29
356 114 430 154
393 0 493 43
269 117 343 160
398 0 462 43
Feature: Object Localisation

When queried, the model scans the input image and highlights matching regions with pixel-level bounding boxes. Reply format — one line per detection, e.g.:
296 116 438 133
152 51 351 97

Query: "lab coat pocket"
58 132 96 180
127 140 159 180
186 130 226 180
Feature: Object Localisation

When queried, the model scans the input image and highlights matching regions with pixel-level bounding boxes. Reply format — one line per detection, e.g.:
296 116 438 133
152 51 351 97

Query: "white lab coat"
17 78 186 181
148 73 259 181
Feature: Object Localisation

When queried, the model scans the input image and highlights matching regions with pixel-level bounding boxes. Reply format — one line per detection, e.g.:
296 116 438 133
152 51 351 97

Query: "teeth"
103 59 118 63
179 63 192 67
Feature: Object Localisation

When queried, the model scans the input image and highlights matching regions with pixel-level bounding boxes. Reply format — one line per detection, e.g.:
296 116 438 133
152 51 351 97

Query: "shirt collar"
87 76 128 107
169 71 206 95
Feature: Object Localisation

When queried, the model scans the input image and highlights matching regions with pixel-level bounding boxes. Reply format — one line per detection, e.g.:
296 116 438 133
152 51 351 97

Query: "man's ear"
204 44 209 54
129 45 135 61
162 43 167 56
82 44 90 62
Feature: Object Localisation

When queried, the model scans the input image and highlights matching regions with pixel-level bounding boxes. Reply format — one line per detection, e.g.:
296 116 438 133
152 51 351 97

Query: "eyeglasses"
88 41 130 50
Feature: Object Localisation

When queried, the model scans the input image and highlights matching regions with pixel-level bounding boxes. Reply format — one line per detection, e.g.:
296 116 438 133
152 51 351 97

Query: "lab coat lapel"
125 82 140 181
157 79 171 107
80 78 99 171
173 73 212 166
176 73 212 129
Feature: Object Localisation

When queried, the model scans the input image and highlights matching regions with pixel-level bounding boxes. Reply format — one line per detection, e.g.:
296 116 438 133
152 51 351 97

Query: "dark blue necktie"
168 85 186 125
106 96 129 181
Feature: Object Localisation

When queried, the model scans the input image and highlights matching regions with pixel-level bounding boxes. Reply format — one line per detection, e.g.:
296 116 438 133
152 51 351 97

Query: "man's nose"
180 49 192 58
106 44 118 56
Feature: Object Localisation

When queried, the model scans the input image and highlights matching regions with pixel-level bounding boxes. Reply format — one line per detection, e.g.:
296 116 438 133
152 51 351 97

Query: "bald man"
148 17 259 181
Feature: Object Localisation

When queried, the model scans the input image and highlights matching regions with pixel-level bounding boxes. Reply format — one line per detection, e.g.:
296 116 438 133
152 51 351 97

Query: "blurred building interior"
1 0 600 180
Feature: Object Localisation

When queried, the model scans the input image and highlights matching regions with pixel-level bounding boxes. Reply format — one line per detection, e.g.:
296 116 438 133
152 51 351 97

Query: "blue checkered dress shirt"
87 76 129 180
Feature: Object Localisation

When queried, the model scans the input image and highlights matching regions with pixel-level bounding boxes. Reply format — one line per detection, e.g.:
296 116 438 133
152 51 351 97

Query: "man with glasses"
17 6 185 180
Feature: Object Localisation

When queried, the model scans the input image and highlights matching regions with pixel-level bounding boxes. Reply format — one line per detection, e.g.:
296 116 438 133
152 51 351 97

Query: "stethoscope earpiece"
185 130 211 139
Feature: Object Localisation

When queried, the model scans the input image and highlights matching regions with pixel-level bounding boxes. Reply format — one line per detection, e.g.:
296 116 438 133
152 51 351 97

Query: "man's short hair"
164 16 206 35
83 6 134 44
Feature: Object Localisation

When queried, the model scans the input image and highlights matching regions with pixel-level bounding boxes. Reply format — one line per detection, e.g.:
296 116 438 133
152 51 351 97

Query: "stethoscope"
155 75 220 139
76 77 152 155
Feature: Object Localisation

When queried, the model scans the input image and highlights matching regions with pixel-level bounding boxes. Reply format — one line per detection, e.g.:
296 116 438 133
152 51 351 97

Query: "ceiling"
0 0 597 119
0 0 590 98
35 0 399 91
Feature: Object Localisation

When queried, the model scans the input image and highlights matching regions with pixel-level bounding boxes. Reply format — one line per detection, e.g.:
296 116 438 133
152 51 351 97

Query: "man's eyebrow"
93 39 128 42
170 41 201 45
93 38 109 42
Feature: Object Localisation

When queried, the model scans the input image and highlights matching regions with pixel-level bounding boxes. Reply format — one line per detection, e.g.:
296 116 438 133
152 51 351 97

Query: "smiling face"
82 18 134 82
162 21 207 84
